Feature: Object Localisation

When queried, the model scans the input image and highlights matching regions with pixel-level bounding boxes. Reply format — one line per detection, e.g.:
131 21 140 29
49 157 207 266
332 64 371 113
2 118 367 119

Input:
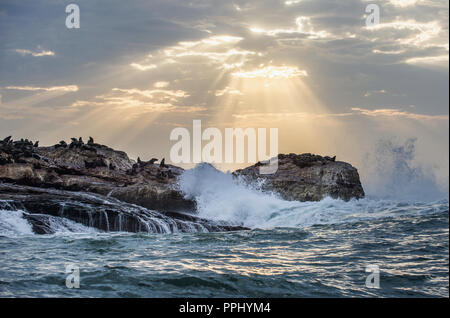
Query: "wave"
0 209 97 237
178 163 449 229
361 138 448 201
0 210 34 236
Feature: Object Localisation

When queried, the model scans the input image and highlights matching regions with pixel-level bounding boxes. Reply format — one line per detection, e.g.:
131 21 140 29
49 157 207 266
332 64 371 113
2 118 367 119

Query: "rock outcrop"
1 137 365 234
234 153 365 202
0 137 194 212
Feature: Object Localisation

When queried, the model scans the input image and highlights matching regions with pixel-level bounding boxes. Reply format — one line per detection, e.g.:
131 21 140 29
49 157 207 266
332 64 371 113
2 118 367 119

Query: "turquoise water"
0 199 448 297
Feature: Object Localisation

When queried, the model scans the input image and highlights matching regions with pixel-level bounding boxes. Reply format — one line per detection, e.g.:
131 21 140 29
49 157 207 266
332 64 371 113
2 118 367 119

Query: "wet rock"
0 183 248 234
234 153 365 202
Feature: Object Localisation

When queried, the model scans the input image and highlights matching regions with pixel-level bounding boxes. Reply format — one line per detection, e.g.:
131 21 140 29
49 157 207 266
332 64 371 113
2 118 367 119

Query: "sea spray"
0 210 34 236
178 163 449 229
361 138 447 201
178 163 298 228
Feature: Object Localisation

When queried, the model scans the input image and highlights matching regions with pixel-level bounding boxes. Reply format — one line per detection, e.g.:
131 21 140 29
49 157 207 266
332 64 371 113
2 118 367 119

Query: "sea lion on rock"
160 158 168 168
2 136 11 143
55 140 67 148
149 158 158 164
88 137 94 145
34 141 39 147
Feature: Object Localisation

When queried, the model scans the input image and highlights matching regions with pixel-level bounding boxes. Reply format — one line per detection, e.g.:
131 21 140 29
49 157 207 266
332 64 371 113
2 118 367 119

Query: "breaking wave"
179 163 448 229
361 138 448 202
0 209 97 237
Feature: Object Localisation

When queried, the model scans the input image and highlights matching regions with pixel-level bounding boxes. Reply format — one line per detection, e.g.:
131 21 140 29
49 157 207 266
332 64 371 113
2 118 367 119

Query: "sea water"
0 163 448 297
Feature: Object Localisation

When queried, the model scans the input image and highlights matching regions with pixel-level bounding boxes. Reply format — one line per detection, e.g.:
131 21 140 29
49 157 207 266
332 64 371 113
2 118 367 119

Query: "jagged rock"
234 153 365 202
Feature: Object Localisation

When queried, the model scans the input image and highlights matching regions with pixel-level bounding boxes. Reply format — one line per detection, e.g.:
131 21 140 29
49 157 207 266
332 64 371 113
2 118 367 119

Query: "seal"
2 136 11 143
160 158 168 168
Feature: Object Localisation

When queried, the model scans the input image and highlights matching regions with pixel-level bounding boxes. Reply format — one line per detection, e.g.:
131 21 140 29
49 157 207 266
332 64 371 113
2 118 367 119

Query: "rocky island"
234 153 365 202
0 136 364 234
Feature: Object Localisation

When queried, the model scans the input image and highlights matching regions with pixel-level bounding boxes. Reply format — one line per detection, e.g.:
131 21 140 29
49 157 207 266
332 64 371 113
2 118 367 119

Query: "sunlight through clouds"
0 0 447 174
5 85 78 92
232 66 308 79
130 63 157 71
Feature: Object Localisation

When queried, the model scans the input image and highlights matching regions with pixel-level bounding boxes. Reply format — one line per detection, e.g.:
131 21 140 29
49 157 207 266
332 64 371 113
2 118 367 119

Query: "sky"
0 0 448 194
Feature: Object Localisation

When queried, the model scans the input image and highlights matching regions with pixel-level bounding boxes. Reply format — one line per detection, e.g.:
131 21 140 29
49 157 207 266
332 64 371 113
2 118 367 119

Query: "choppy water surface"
0 198 448 297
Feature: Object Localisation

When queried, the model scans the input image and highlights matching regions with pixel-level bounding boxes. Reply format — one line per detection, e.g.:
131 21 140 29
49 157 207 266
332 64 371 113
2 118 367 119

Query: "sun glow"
232 66 308 79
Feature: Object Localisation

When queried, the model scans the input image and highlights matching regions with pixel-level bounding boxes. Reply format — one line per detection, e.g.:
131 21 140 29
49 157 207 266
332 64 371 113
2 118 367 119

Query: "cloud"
71 87 204 114
111 88 190 99
232 107 449 122
364 89 387 97
215 86 243 96
163 35 256 61
4 85 78 92
351 107 449 120
405 54 449 66
232 112 352 120
154 81 170 88
0 0 448 165
366 20 442 47
387 0 422 7
129 34 258 75
284 0 303 5
15 48 55 57
130 63 157 71
232 65 308 79
250 16 330 39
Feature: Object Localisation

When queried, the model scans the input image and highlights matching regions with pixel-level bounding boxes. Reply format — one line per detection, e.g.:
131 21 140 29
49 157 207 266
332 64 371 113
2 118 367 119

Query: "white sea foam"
0 209 34 236
46 215 99 235
178 163 448 229
0 209 98 237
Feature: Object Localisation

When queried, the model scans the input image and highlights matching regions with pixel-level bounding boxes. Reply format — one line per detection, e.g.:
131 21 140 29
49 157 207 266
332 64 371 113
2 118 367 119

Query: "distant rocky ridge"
0 136 364 234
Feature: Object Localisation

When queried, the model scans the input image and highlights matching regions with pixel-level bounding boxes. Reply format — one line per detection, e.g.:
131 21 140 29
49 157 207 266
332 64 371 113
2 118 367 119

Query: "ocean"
0 164 448 297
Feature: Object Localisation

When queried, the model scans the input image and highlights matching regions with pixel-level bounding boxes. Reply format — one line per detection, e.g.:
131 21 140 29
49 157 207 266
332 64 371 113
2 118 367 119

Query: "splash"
361 138 447 202
0 209 98 237
178 163 448 229
178 163 296 228
0 210 34 236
